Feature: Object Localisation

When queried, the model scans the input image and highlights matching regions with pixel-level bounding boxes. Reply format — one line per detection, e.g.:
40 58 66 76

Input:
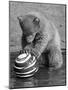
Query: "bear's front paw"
24 45 32 53
49 59 63 71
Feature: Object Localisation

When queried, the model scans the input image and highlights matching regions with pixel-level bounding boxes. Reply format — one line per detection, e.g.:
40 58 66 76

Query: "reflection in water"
9 52 66 89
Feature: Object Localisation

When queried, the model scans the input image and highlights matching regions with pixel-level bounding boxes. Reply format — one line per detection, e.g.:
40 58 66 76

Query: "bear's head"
17 12 44 43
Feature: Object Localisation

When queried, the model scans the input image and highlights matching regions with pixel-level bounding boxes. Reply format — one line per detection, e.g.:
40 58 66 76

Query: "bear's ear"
17 16 23 23
17 16 24 32
33 17 40 25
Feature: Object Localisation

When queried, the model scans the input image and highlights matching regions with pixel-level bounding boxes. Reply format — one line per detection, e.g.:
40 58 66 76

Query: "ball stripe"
16 67 39 77
18 53 28 59
16 54 31 63
15 67 37 74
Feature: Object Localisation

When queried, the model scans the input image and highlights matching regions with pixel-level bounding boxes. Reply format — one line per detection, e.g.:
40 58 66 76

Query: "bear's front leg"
31 34 50 59
49 46 63 70
24 32 50 60
24 44 40 58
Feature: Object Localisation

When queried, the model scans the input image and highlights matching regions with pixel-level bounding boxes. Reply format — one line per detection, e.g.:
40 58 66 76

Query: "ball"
14 51 39 77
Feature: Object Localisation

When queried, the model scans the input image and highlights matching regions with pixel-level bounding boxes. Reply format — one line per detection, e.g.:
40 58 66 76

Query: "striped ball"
14 52 39 77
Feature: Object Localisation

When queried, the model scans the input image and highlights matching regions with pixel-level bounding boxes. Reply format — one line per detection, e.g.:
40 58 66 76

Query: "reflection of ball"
14 51 39 77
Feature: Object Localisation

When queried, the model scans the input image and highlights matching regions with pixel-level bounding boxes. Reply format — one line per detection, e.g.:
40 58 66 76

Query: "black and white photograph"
9 1 66 89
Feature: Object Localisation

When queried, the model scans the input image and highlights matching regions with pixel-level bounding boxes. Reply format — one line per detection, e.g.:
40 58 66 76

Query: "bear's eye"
33 17 40 25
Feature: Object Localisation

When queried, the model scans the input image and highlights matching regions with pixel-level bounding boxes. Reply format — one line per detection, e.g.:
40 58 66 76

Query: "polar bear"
17 11 63 70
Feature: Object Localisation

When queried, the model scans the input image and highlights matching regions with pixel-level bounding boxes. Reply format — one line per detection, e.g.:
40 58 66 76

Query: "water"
9 51 66 89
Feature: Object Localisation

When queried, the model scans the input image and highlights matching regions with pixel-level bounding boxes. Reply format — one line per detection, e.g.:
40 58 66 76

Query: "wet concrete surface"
9 51 66 89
